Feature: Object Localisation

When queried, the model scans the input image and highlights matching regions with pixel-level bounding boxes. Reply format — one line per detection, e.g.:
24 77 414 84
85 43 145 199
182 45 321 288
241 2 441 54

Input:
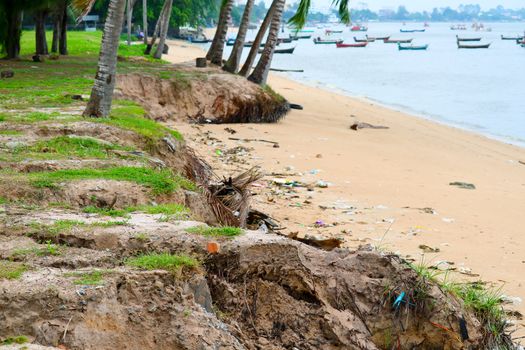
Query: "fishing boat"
278 37 293 43
297 29 314 33
258 46 295 54
313 38 343 44
325 29 343 34
336 42 367 48
354 36 374 42
398 43 428 50
400 29 425 33
350 25 368 32
226 38 236 46
188 37 210 44
290 34 312 40
450 24 467 30
383 38 413 44
367 35 389 41
517 39 525 45
456 35 482 42
243 41 279 48
457 41 491 49
501 35 524 40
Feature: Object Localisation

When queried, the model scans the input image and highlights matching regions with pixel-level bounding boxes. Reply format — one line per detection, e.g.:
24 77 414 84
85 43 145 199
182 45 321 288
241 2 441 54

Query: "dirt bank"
115 67 289 124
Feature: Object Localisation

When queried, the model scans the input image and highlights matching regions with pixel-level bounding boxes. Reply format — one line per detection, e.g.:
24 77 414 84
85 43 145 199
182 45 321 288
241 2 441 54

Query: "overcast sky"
303 1 523 12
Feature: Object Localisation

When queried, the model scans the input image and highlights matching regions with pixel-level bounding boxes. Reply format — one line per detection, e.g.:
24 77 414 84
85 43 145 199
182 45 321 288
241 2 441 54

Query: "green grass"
4 135 133 162
186 226 243 237
0 130 22 135
126 253 198 272
1 31 168 110
262 84 286 103
82 203 190 219
1 335 28 345
0 260 28 280
29 166 192 195
12 240 62 258
100 100 183 142
65 270 111 286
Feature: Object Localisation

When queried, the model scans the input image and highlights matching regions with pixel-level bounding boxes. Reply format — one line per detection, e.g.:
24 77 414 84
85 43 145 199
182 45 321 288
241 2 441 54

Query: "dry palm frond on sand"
184 149 263 227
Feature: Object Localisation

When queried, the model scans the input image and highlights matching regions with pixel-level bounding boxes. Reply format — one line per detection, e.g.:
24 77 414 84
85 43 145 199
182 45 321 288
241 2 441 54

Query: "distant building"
81 15 99 32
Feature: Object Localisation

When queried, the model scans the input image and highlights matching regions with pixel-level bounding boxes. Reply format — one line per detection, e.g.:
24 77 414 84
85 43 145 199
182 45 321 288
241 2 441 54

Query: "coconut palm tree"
238 0 277 77
144 0 168 54
142 0 148 44
153 0 173 59
222 0 255 73
247 0 284 85
206 0 234 65
83 0 127 118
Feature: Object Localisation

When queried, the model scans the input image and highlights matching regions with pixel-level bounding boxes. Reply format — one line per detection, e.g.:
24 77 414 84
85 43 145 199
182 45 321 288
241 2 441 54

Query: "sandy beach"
165 39 525 333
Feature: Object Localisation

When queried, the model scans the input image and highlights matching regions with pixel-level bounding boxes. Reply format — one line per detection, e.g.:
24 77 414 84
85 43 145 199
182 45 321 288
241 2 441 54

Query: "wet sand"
165 39 525 333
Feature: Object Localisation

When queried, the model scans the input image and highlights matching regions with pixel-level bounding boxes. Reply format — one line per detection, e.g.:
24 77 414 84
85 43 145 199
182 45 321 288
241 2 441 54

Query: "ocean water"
216 22 525 147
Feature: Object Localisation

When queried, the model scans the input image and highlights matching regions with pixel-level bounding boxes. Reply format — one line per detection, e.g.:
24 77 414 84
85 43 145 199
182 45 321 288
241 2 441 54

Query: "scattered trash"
314 220 326 227
316 180 329 188
228 137 279 147
449 182 476 190
418 244 440 253
224 127 237 134
501 295 523 306
459 317 469 341
309 169 320 175
287 232 343 251
289 103 303 110
442 217 455 223
207 242 220 254
315 154 322 158
457 266 479 277
375 205 388 209
215 149 223 156
420 207 437 215
393 291 406 309
350 122 389 130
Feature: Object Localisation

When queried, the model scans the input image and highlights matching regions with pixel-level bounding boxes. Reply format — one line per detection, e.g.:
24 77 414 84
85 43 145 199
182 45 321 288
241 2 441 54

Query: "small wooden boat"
456 35 482 42
243 41 279 48
383 38 413 44
400 29 425 33
226 38 236 46
258 46 295 54
350 25 368 32
290 34 312 40
501 35 524 40
278 37 293 44
457 42 491 49
354 36 374 42
516 39 525 45
313 38 343 44
398 43 428 50
367 35 389 41
325 29 343 34
336 42 367 48
188 37 210 44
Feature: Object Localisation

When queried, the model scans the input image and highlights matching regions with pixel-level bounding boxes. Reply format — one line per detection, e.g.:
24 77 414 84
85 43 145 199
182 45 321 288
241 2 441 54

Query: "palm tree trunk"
59 3 68 55
126 0 132 45
51 16 60 53
4 6 23 59
83 0 127 118
238 0 277 77
206 0 234 65
153 0 172 59
248 0 285 85
142 0 148 44
223 0 255 73
144 0 167 54
35 10 49 55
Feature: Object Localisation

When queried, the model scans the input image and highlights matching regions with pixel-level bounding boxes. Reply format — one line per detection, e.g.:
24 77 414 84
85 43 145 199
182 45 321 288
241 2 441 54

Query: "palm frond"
70 0 97 21
332 0 351 24
287 0 310 29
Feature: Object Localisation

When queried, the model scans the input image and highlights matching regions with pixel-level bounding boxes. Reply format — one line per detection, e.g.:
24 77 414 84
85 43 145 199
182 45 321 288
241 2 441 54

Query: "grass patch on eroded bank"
0 260 28 280
29 166 194 195
186 226 243 237
126 253 199 272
